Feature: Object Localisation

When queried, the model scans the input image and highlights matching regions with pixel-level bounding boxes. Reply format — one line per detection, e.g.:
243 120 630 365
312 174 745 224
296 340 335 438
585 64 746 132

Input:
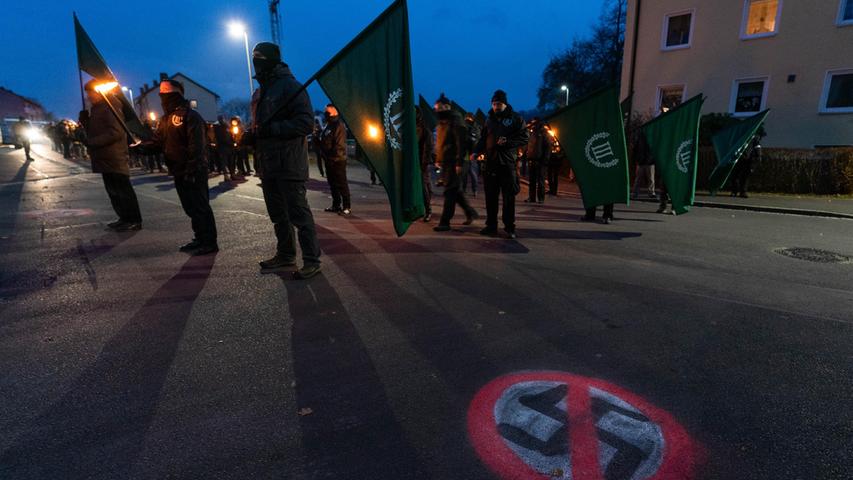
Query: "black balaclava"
159 80 185 113
252 42 281 81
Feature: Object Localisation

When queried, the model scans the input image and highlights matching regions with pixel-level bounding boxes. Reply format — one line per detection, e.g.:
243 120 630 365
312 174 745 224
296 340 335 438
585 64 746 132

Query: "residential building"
622 0 853 148
135 73 220 123
0 87 48 122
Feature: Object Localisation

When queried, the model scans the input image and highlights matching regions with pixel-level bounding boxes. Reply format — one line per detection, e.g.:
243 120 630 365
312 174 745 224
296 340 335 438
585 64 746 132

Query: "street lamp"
228 21 255 100
561 85 569 106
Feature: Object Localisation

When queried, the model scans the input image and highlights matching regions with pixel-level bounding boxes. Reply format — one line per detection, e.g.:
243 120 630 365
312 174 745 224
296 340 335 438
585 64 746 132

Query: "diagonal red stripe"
568 385 604 480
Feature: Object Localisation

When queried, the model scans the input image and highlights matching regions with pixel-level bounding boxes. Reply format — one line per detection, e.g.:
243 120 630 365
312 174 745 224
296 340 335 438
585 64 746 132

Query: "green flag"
450 100 468 118
315 0 423 236
643 94 704 215
475 108 486 127
419 94 436 133
708 110 769 193
73 13 150 140
546 86 629 209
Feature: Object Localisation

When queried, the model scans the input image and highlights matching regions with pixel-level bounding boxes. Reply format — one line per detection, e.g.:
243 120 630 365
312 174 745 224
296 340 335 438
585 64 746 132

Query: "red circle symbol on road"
467 372 703 480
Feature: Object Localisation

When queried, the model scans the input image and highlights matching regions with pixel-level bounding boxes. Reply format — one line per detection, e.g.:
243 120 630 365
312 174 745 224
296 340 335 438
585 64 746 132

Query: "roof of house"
0 87 45 110
136 72 221 100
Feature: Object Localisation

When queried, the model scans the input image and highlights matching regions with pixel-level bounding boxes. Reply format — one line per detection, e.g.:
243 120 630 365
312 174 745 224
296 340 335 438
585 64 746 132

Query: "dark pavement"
1 144 851 479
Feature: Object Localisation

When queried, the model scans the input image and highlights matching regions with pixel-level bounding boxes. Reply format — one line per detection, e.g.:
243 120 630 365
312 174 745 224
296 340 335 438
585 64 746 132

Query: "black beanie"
252 42 281 62
491 89 508 104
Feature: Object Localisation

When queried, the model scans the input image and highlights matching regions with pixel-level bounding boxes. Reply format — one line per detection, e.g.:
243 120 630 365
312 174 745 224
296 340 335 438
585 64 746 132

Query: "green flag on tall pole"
73 13 150 140
545 86 629 209
475 108 486 127
450 100 468 118
315 0 423 236
642 94 704 215
708 109 770 193
418 94 436 133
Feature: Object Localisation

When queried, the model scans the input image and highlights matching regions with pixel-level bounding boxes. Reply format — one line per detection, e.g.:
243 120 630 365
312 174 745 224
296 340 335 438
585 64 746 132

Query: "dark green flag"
475 108 486 127
546 86 629 209
708 110 769 193
73 13 150 140
450 100 468 118
418 94 436 133
642 94 704 215
315 0 423 236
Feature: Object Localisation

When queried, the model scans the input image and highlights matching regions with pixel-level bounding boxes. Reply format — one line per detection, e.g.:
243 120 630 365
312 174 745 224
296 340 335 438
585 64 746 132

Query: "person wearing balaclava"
432 93 478 232
135 79 218 255
472 89 529 239
247 41 321 280
318 104 351 215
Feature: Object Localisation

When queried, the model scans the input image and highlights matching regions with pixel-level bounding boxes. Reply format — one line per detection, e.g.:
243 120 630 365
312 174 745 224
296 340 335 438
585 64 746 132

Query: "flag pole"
98 91 137 142
73 12 86 111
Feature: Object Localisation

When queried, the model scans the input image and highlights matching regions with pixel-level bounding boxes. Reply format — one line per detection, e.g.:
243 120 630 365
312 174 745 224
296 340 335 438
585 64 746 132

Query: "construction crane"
269 0 282 46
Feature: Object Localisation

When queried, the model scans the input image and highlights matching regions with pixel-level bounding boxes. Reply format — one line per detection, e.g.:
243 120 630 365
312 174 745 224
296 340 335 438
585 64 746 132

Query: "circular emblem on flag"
383 88 404 151
467 371 703 480
171 114 184 127
584 132 619 168
676 140 694 174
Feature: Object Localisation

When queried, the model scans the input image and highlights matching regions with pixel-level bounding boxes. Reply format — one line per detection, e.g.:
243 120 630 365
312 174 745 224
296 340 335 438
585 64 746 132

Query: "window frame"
655 84 687 114
819 68 853 114
838 0 853 26
660 9 696 51
730 76 770 117
740 0 783 40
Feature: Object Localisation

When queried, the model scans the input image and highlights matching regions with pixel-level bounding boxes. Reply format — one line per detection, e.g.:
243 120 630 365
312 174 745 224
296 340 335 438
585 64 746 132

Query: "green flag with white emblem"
643 94 704 215
315 0 423 236
708 109 769 193
546 86 629 209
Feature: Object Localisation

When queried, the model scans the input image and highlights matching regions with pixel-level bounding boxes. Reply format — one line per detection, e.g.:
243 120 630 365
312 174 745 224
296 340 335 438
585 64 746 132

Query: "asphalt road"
1 144 851 479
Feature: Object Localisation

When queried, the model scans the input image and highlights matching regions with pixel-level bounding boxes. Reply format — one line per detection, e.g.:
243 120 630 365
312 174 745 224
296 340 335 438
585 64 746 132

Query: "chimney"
159 72 169 81
141 84 149 95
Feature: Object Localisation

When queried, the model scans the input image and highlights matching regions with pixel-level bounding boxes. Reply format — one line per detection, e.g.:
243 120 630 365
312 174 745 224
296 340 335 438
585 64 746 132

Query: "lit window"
189 100 198 109
741 0 781 39
820 70 853 113
657 85 685 113
662 11 693 50
731 78 768 115
838 0 853 25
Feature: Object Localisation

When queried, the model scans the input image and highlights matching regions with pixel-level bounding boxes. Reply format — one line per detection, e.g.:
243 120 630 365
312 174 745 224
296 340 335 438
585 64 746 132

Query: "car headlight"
24 128 41 141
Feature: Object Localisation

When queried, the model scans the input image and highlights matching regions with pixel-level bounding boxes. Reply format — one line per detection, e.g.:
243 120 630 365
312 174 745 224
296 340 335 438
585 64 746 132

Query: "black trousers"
235 148 251 173
175 173 217 245
585 204 614 219
314 151 325 176
547 164 560 195
439 164 476 225
261 177 321 266
421 167 432 214
218 147 235 174
483 164 518 233
325 160 351 209
102 172 142 223
528 160 546 202
461 159 478 194
730 159 752 195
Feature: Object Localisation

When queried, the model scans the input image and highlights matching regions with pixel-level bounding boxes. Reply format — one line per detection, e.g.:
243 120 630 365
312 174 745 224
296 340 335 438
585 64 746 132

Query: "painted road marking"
468 372 702 480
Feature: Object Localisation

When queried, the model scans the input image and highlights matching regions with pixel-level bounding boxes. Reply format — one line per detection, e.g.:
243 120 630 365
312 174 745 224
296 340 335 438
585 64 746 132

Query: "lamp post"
228 21 255 100
561 85 570 106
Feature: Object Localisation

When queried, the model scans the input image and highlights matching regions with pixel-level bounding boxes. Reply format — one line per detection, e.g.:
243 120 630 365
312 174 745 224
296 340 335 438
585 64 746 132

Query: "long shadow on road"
0 254 216 479
0 160 31 238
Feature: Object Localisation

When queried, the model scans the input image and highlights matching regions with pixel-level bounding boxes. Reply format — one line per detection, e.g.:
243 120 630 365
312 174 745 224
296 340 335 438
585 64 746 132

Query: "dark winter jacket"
84 99 130 175
152 101 207 178
213 122 233 152
474 105 529 168
251 63 314 180
416 111 434 171
318 118 347 163
525 124 552 163
434 109 467 168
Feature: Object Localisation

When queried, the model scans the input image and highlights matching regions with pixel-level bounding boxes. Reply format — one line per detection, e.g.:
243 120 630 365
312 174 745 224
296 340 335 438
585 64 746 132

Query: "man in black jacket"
318 104 351 215
81 80 142 231
473 90 529 239
415 106 434 222
137 79 218 255
249 42 321 279
433 94 478 232
525 118 551 204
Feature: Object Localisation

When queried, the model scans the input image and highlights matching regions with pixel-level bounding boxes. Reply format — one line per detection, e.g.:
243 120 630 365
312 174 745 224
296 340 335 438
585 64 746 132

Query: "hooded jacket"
153 100 207 177
251 63 314 180
84 99 130 175
474 105 529 168
318 117 347 163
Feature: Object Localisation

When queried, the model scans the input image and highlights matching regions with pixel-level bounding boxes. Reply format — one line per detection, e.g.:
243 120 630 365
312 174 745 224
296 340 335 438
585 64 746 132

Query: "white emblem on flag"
383 88 404 151
584 132 619 168
676 140 693 173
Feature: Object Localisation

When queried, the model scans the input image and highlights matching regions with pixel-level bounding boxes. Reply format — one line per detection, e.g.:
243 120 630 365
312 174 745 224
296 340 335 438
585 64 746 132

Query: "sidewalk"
521 174 853 219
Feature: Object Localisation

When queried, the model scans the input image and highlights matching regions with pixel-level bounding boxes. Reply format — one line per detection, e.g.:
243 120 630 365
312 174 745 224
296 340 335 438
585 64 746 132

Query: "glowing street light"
560 85 569 106
228 21 254 100
120 86 134 107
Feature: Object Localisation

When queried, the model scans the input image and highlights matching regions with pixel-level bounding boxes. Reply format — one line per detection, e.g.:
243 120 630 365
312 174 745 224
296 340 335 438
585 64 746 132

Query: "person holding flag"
248 42 322 280
433 94 478 232
80 80 143 232
474 90 529 239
